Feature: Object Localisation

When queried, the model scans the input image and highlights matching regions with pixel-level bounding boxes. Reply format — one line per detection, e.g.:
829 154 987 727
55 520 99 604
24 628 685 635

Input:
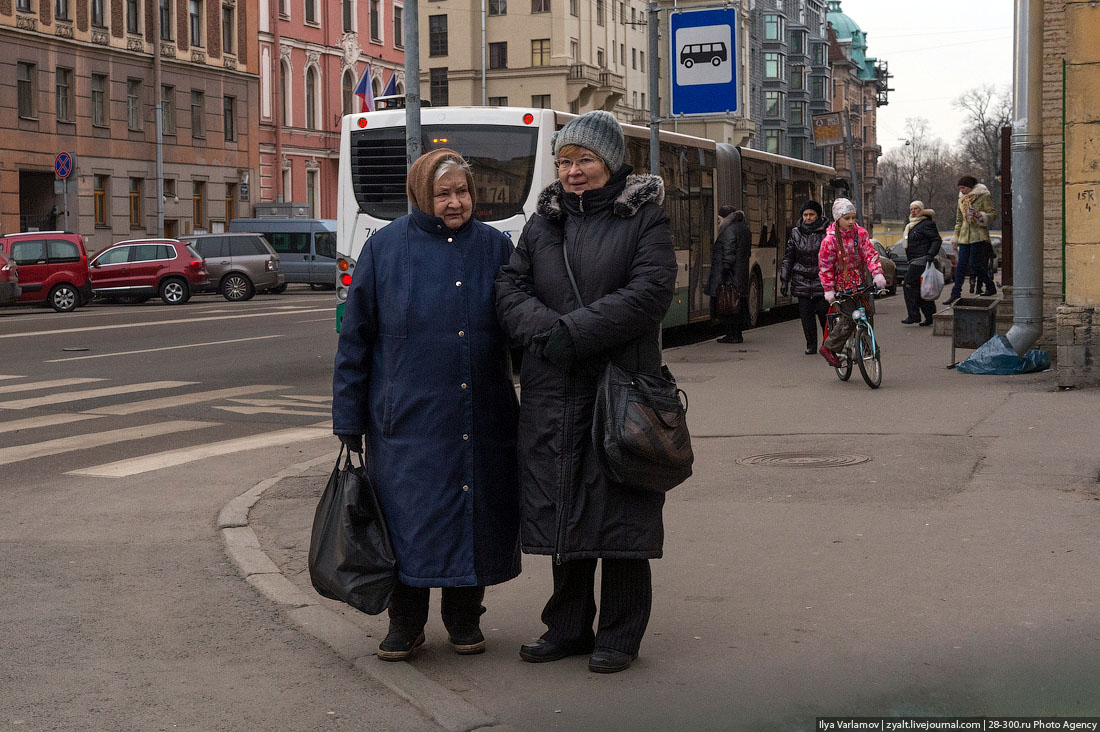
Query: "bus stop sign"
670 8 740 117
54 152 74 179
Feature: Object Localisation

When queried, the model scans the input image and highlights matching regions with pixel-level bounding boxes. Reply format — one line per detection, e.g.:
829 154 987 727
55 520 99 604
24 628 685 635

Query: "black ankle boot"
377 626 425 661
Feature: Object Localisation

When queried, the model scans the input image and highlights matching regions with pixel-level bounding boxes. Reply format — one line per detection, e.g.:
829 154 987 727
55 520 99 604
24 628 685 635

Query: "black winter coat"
495 167 677 561
781 219 828 298
704 217 752 298
905 217 942 263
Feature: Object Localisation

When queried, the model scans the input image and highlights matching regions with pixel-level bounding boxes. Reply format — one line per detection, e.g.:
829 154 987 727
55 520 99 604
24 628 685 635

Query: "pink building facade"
257 0 404 218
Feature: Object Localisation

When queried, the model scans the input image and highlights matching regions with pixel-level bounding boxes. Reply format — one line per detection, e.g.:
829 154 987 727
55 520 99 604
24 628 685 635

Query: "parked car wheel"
48 283 79 313
159 277 191 305
221 273 255 301
267 282 288 295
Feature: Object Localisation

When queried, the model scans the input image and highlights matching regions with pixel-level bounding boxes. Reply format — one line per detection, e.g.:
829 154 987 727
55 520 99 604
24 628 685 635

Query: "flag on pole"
382 72 397 98
354 67 374 112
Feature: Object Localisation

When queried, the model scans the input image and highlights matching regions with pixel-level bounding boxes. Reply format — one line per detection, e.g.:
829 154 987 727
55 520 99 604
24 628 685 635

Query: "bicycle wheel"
835 344 852 381
856 327 882 389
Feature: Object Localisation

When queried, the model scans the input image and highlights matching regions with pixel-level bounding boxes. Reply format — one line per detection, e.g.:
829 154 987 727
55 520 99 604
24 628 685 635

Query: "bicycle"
823 285 884 389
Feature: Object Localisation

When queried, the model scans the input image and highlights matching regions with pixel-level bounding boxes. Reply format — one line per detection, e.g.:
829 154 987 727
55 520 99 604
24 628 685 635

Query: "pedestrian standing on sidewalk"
780 200 829 355
946 175 997 304
704 205 752 344
495 110 677 674
817 198 887 367
332 148 522 662
900 201 942 327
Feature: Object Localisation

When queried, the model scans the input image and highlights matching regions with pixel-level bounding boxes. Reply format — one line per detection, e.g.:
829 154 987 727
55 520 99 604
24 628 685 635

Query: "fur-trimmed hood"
536 174 665 221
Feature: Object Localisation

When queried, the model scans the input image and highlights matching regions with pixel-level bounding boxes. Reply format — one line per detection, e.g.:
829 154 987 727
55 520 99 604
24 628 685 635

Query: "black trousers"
540 558 652 655
388 581 485 634
903 264 937 322
797 295 828 348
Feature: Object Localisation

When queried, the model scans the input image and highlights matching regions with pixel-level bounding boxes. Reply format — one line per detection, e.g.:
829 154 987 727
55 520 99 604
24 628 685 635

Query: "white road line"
225 398 326 407
0 378 106 394
0 420 216 467
215 406 331 416
279 395 332 403
295 317 335 323
0 375 22 381
68 426 331 477
0 308 333 340
0 413 105 434
44 336 284 362
85 385 288 416
0 381 195 410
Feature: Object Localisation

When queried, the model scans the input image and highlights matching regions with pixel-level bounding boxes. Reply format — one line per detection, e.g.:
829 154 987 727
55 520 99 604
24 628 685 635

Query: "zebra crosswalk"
0 375 332 477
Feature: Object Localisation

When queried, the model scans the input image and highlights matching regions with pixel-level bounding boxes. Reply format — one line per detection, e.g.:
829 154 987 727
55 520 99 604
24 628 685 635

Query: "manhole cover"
738 452 871 468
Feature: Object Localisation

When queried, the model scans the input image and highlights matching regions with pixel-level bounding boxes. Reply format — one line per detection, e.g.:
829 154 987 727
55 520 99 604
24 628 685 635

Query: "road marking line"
0 377 106 394
295 317 335 323
44 336 284 362
215 406 331 416
68 426 331 477
0 308 332 340
225 397 327 407
278 394 331 403
85 385 288 416
0 375 22 381
0 413 105 434
0 381 195 410
0 420 216 467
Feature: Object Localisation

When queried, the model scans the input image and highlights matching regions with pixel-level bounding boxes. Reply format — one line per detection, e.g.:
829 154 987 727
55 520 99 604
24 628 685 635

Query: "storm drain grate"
738 452 871 468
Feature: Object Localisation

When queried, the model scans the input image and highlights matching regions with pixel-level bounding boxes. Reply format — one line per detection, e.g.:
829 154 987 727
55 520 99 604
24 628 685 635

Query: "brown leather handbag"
716 282 739 317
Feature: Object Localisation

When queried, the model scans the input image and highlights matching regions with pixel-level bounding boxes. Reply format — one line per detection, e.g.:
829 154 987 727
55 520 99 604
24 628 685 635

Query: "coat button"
456 281 462 287
462 434 469 440
447 237 454 243
461 383 468 389
462 485 469 492
458 330 465 337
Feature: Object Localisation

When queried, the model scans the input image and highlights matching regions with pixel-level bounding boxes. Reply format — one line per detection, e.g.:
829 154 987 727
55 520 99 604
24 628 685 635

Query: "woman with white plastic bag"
920 261 945 301
899 201 942 326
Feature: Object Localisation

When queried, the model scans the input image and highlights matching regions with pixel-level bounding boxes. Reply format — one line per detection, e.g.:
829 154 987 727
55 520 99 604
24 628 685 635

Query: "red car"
88 238 209 305
0 231 93 312
0 250 20 306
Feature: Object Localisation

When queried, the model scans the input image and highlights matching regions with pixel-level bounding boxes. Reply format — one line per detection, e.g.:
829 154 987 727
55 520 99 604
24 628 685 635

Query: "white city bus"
335 105 837 331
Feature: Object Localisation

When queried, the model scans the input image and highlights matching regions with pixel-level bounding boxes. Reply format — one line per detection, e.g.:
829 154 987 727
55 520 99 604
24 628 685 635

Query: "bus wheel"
748 271 763 328
684 59 694 69
712 57 721 66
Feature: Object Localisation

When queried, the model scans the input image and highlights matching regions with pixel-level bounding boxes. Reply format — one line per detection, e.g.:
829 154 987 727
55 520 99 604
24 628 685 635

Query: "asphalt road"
0 289 435 731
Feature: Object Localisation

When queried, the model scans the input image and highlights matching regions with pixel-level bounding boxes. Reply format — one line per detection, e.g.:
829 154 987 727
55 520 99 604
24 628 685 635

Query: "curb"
217 451 517 732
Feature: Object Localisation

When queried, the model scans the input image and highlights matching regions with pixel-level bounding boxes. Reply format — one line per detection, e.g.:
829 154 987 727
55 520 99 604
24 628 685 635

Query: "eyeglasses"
554 157 600 171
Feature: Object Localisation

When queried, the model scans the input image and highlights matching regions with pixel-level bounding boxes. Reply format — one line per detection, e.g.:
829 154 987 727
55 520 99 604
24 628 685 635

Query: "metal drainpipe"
273 4 284 203
1006 0 1044 355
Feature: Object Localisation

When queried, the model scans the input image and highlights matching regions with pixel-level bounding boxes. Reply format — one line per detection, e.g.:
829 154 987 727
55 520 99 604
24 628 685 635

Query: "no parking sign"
55 152 75 179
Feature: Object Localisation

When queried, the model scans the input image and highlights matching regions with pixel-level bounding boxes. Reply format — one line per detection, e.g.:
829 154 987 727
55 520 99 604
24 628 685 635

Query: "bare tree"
954 84 1012 201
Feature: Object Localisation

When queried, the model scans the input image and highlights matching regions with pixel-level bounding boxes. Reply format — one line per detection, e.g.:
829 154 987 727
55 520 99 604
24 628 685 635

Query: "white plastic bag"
919 261 945 301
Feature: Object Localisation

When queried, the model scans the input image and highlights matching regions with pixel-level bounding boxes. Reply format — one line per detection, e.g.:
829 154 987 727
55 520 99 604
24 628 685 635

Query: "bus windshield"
350 124 538 222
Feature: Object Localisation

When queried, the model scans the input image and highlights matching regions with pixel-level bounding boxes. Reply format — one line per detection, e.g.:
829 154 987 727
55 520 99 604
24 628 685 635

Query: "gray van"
228 218 337 290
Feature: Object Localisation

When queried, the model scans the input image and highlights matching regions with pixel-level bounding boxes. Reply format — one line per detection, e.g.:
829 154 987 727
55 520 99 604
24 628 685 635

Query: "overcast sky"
834 0 1013 155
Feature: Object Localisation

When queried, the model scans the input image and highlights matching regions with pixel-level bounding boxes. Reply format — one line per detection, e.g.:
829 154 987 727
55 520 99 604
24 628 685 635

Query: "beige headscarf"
405 148 477 217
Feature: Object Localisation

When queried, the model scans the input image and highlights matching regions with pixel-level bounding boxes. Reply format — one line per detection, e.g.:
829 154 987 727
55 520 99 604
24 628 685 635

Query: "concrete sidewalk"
226 294 1100 732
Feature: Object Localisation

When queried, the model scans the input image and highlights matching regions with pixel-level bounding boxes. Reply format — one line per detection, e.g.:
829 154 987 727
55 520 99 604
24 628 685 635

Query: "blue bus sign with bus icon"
670 8 739 116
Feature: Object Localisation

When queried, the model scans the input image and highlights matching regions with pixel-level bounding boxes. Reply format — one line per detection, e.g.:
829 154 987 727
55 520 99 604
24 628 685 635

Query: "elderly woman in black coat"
780 200 829 355
704 206 752 343
495 110 677 674
900 201 943 326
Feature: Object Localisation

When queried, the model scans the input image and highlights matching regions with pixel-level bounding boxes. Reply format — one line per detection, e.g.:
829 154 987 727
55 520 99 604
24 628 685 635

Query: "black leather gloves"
541 324 577 371
780 281 789 297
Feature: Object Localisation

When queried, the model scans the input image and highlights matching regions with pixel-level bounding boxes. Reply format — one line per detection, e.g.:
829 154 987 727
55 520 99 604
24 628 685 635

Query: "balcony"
568 63 601 85
598 70 625 93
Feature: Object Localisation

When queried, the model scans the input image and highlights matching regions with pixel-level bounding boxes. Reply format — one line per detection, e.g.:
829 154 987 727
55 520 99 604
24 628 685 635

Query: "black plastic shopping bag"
308 447 395 615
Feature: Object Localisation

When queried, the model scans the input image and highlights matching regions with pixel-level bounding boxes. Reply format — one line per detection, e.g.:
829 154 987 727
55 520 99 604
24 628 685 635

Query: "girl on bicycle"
817 198 887 368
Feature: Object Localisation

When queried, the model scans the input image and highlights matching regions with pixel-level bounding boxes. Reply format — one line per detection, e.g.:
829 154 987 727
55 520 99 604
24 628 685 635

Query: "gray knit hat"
552 110 626 173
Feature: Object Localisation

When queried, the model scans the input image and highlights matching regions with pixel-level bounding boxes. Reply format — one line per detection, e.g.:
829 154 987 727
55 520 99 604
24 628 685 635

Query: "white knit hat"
910 200 925 210
832 198 856 221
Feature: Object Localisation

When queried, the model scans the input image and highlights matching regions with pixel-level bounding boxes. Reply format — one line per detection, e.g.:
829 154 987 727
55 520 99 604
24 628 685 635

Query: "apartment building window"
791 30 806 55
55 67 74 123
791 101 806 126
811 76 826 99
764 14 783 41
632 48 637 70
764 129 781 154
489 42 507 69
620 44 624 66
306 171 318 217
569 100 579 113
597 48 605 67
94 176 109 227
91 74 108 127
531 38 550 66
279 0 286 16
764 53 783 79
160 0 173 39
222 5 235 54
125 0 139 31
369 0 380 40
488 0 504 15
632 91 637 107
641 92 645 108
223 96 235 141
488 96 507 106
569 0 577 15
531 0 548 12
305 0 317 23
790 136 804 160
127 79 143 131
393 5 403 47
91 0 105 26
429 15 447 56
630 6 635 24
161 85 175 133
56 0 70 20
531 94 550 108
193 182 205 229
17 0 30 10
640 50 644 67
305 68 318 128
280 62 290 125
189 0 202 45
791 66 804 90
342 0 352 31
812 43 826 66
570 39 578 59
430 68 448 106
342 71 355 114
191 90 205 138
129 178 144 228
596 0 604 26
225 183 237 222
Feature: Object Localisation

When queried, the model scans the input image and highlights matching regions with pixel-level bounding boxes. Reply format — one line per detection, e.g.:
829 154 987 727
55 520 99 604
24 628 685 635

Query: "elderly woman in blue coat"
332 148 521 662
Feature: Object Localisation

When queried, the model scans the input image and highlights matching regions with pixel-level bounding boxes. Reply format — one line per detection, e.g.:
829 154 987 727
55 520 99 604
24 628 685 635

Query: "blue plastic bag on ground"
956 334 1051 374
